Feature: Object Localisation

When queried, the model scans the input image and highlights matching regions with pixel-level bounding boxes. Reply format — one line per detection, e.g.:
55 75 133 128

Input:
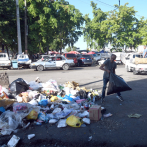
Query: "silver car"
30 55 75 71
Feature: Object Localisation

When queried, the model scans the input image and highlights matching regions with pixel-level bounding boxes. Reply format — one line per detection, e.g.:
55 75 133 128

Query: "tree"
102 3 140 50
65 46 77 52
84 1 107 50
0 0 18 54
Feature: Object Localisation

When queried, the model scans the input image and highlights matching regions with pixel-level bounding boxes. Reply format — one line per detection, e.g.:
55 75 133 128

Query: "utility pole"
16 0 22 54
24 0 28 54
119 0 120 6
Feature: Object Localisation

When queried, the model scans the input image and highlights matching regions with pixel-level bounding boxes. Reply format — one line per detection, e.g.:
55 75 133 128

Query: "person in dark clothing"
99 54 124 103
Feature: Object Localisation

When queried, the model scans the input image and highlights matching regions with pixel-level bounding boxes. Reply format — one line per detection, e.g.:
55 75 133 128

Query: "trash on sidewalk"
7 135 20 147
103 113 113 118
28 134 35 140
88 136 92 141
128 114 142 118
0 77 105 135
89 105 101 121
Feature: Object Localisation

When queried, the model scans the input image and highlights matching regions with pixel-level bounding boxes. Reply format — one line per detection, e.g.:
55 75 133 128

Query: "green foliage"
0 0 84 54
84 2 147 50
65 46 77 52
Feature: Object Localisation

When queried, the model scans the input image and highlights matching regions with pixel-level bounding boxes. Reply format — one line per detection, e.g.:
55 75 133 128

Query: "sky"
66 0 147 50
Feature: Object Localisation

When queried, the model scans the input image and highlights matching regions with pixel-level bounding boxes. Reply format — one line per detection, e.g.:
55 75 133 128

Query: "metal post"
16 0 22 54
119 0 120 6
24 0 28 54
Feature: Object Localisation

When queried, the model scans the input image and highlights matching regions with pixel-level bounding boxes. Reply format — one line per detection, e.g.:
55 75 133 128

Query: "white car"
125 53 147 75
17 54 31 67
0 53 11 69
30 55 75 71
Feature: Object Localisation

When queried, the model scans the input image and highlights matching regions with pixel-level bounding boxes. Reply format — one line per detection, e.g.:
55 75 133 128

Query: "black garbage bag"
75 89 87 99
9 78 29 96
107 73 132 95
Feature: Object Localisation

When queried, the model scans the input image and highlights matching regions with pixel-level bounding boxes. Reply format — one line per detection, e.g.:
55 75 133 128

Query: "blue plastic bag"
0 107 5 113
38 99 48 106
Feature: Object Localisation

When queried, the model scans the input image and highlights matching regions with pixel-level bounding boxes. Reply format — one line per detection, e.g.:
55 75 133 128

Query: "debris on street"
0 77 106 136
128 114 142 118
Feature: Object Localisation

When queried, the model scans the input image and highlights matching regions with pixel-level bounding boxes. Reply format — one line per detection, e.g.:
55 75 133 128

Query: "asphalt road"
0 65 147 147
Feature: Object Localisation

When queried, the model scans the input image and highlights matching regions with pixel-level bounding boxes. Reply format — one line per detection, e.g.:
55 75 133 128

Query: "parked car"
0 53 11 69
63 53 78 66
17 54 32 68
30 55 75 71
80 55 92 66
37 55 50 62
125 53 147 75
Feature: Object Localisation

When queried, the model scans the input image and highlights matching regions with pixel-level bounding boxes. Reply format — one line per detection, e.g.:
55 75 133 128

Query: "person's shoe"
101 97 105 103
116 96 124 101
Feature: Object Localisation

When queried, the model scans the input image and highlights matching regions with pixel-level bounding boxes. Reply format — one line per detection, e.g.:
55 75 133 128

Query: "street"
0 65 147 147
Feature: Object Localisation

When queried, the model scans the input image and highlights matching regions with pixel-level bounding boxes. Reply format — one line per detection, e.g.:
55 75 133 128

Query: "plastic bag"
107 73 132 95
82 118 90 124
49 119 58 124
28 99 38 106
38 99 48 106
9 78 29 96
66 115 83 127
26 110 38 120
50 96 58 102
0 111 21 135
13 103 40 120
29 81 42 90
42 79 59 91
78 111 89 118
57 119 67 128
52 108 61 114
13 103 28 113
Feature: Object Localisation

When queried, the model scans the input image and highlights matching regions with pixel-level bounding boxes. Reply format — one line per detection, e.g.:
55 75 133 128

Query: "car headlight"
32 64 35 66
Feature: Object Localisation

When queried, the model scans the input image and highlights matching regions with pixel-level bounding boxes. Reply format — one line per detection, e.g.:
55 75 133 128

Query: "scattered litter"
103 113 113 118
128 114 142 118
7 135 20 147
88 136 92 141
82 118 90 124
57 119 67 128
49 119 58 124
28 134 35 140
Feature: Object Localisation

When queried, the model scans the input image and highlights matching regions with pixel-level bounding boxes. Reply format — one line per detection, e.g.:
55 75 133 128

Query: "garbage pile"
0 78 103 136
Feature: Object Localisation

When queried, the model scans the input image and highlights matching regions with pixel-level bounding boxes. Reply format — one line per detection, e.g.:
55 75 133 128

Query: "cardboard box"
89 105 101 121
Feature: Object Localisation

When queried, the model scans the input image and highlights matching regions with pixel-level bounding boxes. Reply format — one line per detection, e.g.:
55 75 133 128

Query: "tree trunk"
6 46 9 57
2 44 4 52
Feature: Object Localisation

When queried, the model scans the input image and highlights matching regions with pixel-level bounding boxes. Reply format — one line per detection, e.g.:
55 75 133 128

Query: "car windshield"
66 54 76 57
133 54 142 58
18 55 27 58
0 54 6 58
82 55 91 58
93 54 97 57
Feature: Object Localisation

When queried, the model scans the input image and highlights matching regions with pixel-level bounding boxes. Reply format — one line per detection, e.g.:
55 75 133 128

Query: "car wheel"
37 65 44 71
96 60 99 65
133 69 138 75
62 64 69 70
127 66 130 72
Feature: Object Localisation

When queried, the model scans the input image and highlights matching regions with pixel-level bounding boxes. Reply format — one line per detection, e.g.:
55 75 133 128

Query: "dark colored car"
63 53 78 65
80 55 93 66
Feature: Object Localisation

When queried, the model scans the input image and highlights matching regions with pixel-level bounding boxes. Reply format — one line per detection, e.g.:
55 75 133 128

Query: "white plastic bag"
57 119 67 128
52 108 61 114
0 111 21 135
82 118 90 124
78 111 89 118
42 79 59 91
49 119 58 124
29 81 42 90
28 99 38 106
